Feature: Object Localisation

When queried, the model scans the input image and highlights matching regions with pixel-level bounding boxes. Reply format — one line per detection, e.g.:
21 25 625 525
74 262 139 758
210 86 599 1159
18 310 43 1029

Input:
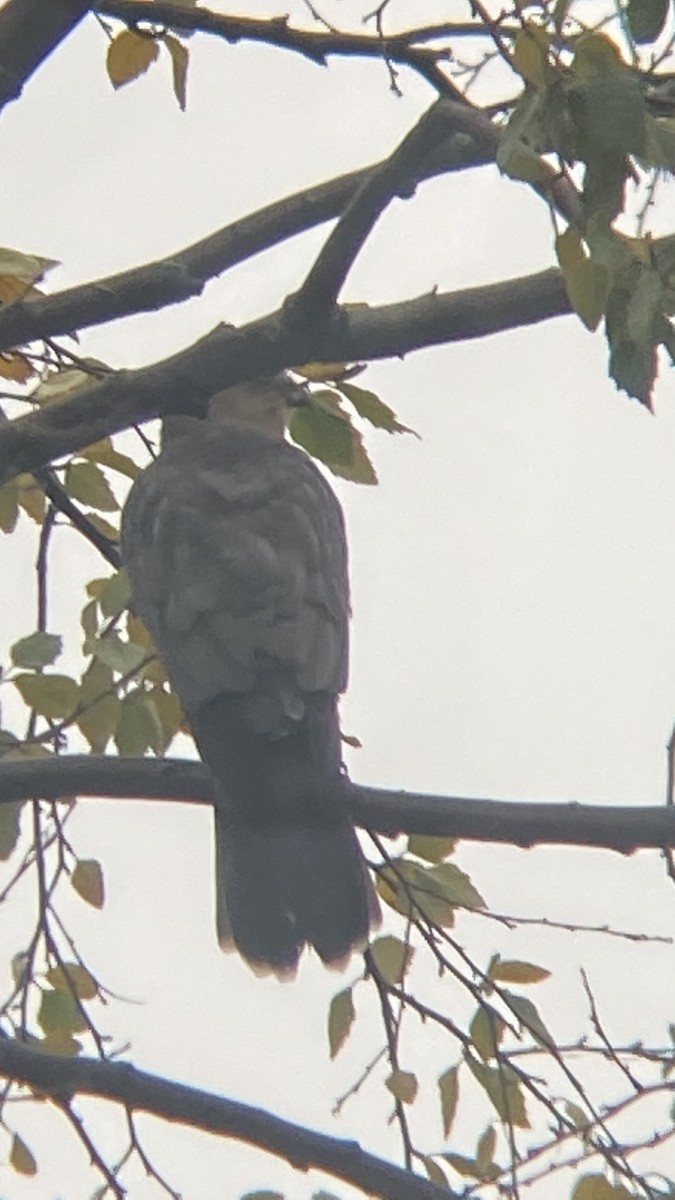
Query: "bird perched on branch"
121 373 380 977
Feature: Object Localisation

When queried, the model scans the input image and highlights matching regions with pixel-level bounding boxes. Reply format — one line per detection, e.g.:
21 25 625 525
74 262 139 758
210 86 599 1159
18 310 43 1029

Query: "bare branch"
1 755 675 852
0 1036 457 1200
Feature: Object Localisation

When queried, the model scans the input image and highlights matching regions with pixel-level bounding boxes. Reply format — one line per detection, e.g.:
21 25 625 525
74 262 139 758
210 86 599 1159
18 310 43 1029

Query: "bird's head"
208 372 310 439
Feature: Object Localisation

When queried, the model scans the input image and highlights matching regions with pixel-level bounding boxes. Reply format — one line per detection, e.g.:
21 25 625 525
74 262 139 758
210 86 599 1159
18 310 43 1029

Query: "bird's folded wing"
121 424 349 713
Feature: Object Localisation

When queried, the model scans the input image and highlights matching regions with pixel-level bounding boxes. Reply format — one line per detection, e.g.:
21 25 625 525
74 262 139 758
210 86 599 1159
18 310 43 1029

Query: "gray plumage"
121 377 379 976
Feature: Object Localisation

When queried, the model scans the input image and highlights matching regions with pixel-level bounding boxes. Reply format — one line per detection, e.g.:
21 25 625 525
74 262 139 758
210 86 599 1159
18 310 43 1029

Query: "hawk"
121 373 380 976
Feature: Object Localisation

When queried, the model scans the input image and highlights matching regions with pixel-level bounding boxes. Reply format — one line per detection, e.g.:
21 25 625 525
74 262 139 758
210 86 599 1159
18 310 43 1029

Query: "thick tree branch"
0 267 570 486
1 755 674 852
0 142 495 356
0 1036 455 1200
0 0 92 110
289 101 469 321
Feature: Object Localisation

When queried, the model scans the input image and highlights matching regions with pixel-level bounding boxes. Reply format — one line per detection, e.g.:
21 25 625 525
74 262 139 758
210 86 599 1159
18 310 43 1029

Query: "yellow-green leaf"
149 685 184 750
470 1006 505 1061
81 437 140 480
114 689 163 755
467 1057 529 1128
419 1156 448 1187
13 673 79 719
328 987 354 1059
71 859 105 909
0 246 58 283
10 1133 37 1176
441 1152 479 1179
369 935 413 985
556 229 607 331
164 34 189 111
77 658 120 752
97 568 131 617
16 473 45 524
64 461 119 513
339 382 416 435
10 632 62 670
475 1125 497 1172
94 631 146 676
502 990 555 1047
573 1176 635 1200
438 1065 459 1138
38 988 87 1036
408 834 457 863
489 959 550 984
512 23 550 90
107 28 160 89
385 1069 418 1105
46 963 97 1000
0 802 21 859
0 479 19 532
41 1030 82 1057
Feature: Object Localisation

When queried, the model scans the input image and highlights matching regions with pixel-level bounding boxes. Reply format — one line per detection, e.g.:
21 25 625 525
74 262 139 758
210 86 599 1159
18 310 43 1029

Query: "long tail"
192 692 380 977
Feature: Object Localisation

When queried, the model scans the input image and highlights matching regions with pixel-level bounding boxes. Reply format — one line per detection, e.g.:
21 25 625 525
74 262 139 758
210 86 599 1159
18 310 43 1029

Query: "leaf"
71 859 105 909
502 991 555 1047
13 673 79 719
488 959 550 984
512 23 550 90
10 1133 37 1176
0 802 21 859
338 382 416 435
31 364 104 405
566 1101 590 1128
114 689 164 755
0 352 34 382
149 686 184 750
164 34 189 110
94 631 146 676
408 834 456 863
377 859 480 926
41 1030 82 1057
385 1069 418 1104
10 632 62 670
0 479 19 532
573 1176 635 1200
97 568 132 617
0 246 58 283
289 400 354 468
627 0 670 43
369 935 413 984
38 988 87 1036
470 1005 505 1061
77 657 120 753
328 987 354 1059
438 1065 459 1138
419 1156 448 1186
467 1057 529 1127
475 1125 497 1173
441 1152 480 1179
17 473 46 524
81 437 140 480
86 512 120 543
64 461 119 513
46 963 97 1001
555 228 607 330
107 29 160 89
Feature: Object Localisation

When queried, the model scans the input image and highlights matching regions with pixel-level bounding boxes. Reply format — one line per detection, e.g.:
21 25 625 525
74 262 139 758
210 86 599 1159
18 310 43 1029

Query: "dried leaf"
10 1133 37 1176
385 1069 418 1104
107 29 160 89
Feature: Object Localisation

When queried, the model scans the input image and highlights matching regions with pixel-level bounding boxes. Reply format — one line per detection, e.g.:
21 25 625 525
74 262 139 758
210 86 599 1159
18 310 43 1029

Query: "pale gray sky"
1 2 675 1196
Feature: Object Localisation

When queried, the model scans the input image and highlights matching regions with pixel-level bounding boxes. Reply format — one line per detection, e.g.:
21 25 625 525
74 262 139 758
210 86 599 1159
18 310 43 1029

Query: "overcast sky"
1 2 675 1197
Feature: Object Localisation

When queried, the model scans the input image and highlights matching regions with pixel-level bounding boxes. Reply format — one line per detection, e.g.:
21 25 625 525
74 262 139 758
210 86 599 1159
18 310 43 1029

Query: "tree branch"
0 0 92 111
288 101 468 322
95 0 476 99
0 266 570 486
0 1035 456 1200
0 141 496 356
1 755 675 853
